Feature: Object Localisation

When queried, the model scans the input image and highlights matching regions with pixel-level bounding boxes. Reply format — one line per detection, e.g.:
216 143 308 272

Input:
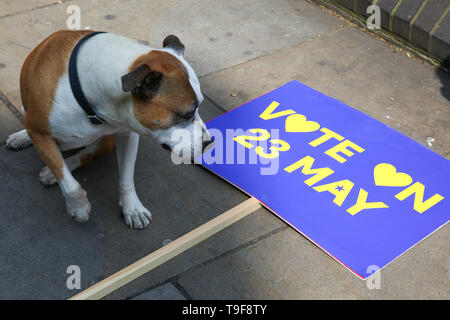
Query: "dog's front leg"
115 131 152 229
28 131 91 222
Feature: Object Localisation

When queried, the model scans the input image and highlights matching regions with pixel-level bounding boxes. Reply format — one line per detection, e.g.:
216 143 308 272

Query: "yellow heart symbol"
285 114 320 133
374 163 413 187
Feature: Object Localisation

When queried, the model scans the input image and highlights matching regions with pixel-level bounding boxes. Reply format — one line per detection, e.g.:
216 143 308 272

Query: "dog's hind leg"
39 134 115 186
6 129 33 150
28 130 91 222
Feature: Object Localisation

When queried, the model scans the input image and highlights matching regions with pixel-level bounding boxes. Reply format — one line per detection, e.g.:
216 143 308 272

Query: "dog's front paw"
6 129 32 150
39 166 57 186
120 194 152 230
66 188 91 223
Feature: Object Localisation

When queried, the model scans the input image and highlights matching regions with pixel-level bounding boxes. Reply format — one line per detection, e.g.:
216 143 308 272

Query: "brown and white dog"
6 30 213 229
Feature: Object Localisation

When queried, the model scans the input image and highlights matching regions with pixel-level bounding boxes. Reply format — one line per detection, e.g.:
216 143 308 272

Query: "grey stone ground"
0 0 448 299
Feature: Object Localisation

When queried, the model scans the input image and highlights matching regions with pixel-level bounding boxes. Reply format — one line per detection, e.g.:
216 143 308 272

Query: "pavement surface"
0 0 449 300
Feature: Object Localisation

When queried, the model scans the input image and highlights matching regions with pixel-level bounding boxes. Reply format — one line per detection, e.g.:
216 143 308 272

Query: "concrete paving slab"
200 27 450 158
0 0 182 48
132 282 186 300
0 36 29 110
0 0 182 109
0 145 106 299
177 227 361 299
150 0 348 77
0 0 58 18
176 224 450 299
107 207 285 299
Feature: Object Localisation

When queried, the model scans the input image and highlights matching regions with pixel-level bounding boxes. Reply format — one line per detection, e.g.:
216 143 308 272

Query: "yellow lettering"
284 156 334 186
259 101 296 120
313 180 354 206
309 128 344 147
233 128 270 149
395 182 444 213
347 189 388 215
255 139 290 159
325 140 365 163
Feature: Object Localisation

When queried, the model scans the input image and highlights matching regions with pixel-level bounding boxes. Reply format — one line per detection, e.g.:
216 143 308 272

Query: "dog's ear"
121 64 151 92
163 35 185 56
121 64 163 97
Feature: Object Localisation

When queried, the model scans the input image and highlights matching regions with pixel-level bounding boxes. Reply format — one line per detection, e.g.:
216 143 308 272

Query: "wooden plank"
69 197 261 300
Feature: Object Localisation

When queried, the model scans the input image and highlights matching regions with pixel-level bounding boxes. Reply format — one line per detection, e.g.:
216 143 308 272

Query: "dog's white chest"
49 74 123 150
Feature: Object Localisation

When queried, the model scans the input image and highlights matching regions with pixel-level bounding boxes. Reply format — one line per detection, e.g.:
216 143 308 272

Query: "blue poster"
197 80 449 279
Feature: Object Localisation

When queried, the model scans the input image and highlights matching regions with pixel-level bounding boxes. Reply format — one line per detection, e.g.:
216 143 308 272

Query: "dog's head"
121 35 213 162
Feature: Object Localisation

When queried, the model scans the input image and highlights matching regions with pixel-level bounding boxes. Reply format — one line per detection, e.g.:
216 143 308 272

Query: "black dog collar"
68 31 107 125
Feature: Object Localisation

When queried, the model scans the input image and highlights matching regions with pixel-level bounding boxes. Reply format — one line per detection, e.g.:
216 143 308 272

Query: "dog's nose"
161 143 172 152
202 137 214 153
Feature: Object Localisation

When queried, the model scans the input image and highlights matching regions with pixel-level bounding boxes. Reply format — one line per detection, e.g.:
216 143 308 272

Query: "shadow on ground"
436 56 450 101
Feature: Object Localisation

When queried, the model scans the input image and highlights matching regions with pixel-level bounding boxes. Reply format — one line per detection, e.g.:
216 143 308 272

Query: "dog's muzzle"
161 143 172 152
160 136 214 159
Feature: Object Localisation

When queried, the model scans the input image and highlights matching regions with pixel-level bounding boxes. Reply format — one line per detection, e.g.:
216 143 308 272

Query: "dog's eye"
177 110 195 121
